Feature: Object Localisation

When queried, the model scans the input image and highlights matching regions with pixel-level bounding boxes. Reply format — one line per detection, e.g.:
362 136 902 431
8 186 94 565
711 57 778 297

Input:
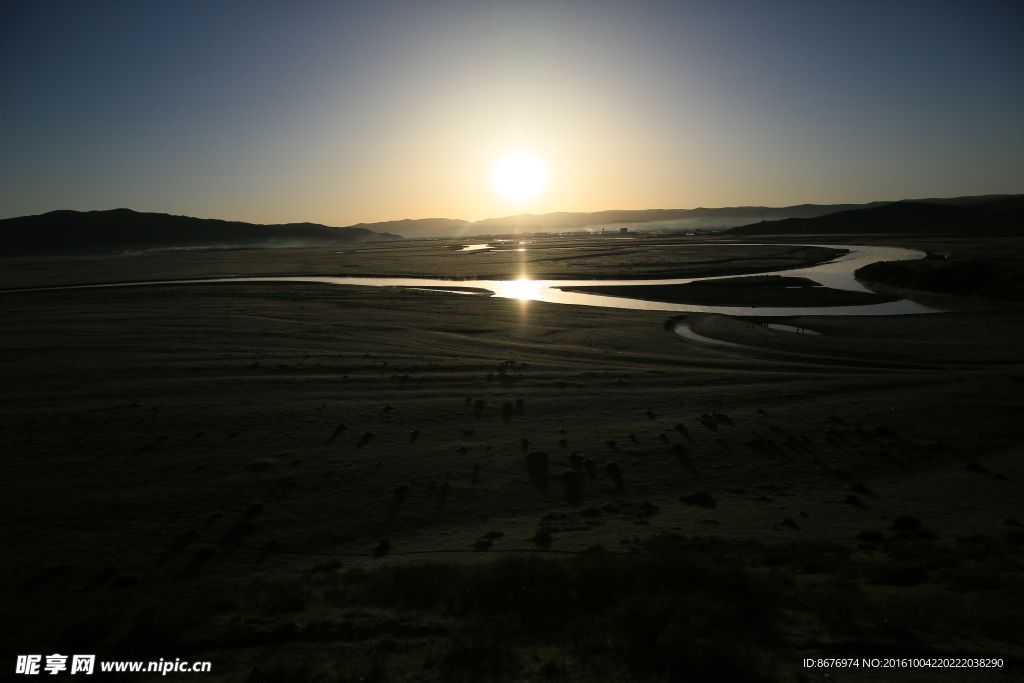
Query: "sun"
492 150 548 204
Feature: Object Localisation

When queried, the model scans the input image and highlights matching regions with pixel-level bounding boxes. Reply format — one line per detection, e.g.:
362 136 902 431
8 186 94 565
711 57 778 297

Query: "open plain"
2 235 1023 681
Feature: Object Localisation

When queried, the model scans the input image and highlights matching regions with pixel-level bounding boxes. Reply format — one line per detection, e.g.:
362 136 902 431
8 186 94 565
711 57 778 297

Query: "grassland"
1 236 1022 681
0 238 845 289
560 275 899 307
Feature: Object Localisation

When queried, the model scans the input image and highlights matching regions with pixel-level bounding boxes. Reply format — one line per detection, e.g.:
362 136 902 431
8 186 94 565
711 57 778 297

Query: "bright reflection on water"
502 278 545 301
6 244 941 318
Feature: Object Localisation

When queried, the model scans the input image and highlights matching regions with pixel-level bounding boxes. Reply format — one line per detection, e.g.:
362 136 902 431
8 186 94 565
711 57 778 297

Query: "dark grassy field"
560 276 899 307
0 238 845 289
2 236 1023 680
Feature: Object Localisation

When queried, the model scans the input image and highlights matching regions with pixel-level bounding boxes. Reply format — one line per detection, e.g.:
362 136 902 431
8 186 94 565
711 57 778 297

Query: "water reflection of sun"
500 278 543 301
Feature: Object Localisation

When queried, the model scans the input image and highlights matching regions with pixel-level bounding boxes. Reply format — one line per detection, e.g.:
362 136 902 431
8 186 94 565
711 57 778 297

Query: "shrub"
390 484 409 510
680 492 716 509
527 451 550 491
562 470 584 505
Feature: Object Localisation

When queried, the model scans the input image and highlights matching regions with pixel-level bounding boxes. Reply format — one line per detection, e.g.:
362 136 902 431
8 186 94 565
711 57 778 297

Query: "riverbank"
561 275 899 308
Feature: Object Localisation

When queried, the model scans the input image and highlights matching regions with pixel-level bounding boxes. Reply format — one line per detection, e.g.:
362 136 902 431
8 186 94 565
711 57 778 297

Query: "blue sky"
2 0 1021 224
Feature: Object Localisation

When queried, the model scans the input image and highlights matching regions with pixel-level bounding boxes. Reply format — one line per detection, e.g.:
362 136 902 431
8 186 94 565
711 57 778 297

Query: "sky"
1 0 1022 226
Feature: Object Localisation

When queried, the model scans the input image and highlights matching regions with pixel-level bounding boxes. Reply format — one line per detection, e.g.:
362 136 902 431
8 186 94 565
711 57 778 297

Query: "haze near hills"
351 194 1023 238
1 193 1020 256
352 203 895 238
0 208 403 257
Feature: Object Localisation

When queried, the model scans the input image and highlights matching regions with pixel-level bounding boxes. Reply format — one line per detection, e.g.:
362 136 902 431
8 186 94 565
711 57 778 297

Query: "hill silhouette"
0 209 402 256
338 194 1020 238
470 204 890 231
6 194 1021 254
341 217 471 236
726 197 1024 236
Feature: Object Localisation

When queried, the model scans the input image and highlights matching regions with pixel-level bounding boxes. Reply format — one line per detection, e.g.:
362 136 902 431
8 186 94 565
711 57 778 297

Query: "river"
4 243 938 317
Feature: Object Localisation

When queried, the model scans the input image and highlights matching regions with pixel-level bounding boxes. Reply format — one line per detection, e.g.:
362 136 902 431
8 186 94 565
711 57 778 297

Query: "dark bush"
562 470 584 506
680 491 716 509
864 562 928 586
389 484 408 510
526 451 550 491
855 529 885 543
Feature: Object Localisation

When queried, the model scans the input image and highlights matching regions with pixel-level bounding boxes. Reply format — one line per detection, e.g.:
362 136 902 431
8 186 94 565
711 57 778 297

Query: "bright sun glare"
501 278 543 301
492 151 548 204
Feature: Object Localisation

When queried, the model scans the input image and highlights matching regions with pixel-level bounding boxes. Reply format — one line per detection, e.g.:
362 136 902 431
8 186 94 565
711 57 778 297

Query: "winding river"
5 243 938 317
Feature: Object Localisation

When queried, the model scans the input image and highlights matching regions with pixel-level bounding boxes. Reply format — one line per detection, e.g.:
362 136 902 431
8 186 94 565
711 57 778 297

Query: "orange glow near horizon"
2 4 1019 228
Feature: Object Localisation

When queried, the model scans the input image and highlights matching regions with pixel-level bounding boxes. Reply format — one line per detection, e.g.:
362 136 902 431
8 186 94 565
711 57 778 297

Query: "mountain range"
0 208 402 257
2 193 1021 256
340 193 1023 238
725 195 1024 236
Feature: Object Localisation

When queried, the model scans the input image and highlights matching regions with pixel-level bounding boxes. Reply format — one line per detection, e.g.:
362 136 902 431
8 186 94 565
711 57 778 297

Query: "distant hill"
342 204 893 238
8 194 1019 254
896 193 1022 207
470 204 890 232
0 208 403 257
348 194 1021 238
340 217 472 238
968 195 1024 214
725 196 1024 236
